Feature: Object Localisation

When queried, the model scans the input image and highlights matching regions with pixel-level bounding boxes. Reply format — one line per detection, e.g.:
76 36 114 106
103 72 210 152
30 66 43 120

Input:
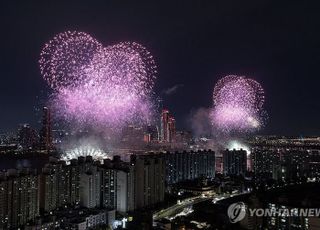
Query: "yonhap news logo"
227 202 246 223
227 202 320 223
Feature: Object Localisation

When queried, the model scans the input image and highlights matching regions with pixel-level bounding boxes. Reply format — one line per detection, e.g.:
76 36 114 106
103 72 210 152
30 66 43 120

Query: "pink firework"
211 75 266 133
39 31 103 89
40 31 157 130
87 42 157 97
51 82 154 129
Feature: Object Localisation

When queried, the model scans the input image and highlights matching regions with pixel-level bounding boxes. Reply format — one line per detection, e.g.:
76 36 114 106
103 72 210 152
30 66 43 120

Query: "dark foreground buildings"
223 149 247 176
0 149 216 229
165 150 215 185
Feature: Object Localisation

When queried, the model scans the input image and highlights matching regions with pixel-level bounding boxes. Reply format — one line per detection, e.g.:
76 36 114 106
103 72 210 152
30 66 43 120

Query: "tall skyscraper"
39 107 52 151
160 109 176 143
168 116 176 142
160 109 170 142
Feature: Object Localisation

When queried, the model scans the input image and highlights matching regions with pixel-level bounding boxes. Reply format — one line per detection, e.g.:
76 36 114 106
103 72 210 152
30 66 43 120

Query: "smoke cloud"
163 84 184 96
188 107 212 137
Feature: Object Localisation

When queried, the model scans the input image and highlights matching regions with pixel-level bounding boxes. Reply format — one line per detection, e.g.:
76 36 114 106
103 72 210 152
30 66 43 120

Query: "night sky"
1 1 320 135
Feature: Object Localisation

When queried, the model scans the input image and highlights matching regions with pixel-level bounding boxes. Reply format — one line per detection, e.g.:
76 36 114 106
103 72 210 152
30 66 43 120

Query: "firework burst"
210 75 266 133
39 31 103 90
61 144 110 162
39 31 157 130
51 83 154 128
89 42 157 97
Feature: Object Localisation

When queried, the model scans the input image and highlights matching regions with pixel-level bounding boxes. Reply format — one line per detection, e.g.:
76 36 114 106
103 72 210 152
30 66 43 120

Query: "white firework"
61 144 109 162
226 140 251 155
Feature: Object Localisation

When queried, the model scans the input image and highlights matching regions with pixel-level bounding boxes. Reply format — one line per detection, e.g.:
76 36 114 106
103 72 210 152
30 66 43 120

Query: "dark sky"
1 1 320 135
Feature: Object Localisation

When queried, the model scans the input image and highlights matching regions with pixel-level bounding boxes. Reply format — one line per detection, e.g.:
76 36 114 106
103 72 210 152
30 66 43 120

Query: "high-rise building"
160 109 176 143
168 116 176 142
39 168 58 212
100 166 117 209
280 150 310 182
100 157 136 213
223 149 247 176
0 174 8 228
131 154 165 209
80 169 101 209
160 109 170 142
251 148 281 181
308 150 320 180
0 169 39 229
39 107 52 151
165 150 215 185
116 166 135 213
68 159 81 205
39 160 80 213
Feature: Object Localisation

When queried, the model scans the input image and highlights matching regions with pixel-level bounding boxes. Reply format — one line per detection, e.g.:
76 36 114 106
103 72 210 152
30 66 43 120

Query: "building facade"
165 150 215 185
160 109 176 143
132 154 165 209
223 149 247 176
0 169 39 229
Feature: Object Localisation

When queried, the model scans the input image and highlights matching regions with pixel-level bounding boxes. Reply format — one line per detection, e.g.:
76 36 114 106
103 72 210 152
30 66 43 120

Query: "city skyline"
1 2 320 229
1 1 320 135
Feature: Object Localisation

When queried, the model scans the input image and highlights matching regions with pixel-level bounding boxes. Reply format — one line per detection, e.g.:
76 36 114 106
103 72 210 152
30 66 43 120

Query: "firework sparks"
226 140 251 154
39 31 103 90
89 42 157 97
40 31 157 130
61 144 109 162
210 75 266 133
51 83 154 128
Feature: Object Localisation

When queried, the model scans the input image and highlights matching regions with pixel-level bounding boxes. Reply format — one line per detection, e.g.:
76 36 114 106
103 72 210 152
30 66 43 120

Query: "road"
153 195 211 221
153 192 248 222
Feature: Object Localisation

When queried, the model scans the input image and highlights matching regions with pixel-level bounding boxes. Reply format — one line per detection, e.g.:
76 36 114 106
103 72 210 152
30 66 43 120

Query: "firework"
39 31 103 90
210 75 266 133
61 144 109 162
40 31 157 130
226 140 251 154
51 82 154 129
90 42 156 94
